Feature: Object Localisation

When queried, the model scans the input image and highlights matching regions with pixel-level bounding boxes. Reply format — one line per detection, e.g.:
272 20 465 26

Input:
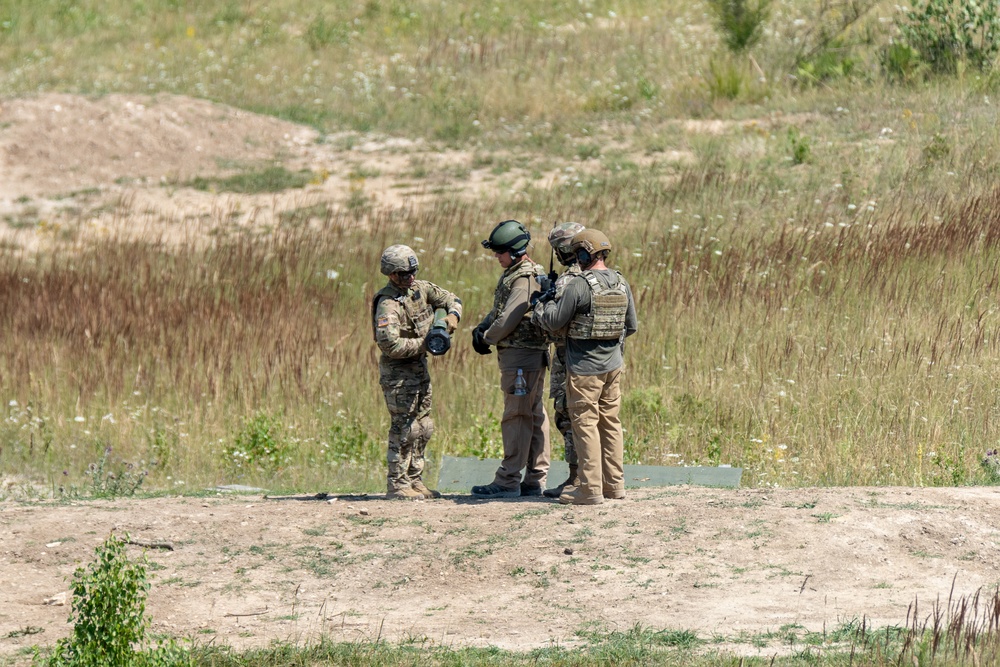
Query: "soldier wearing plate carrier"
531 222 585 498
372 244 462 500
532 229 637 506
470 220 551 498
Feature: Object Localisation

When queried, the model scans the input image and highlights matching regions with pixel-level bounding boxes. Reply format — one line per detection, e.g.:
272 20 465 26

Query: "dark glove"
530 274 556 306
472 326 492 355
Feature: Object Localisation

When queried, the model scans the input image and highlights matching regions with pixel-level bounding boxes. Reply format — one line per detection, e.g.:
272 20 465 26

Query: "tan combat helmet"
570 229 612 268
380 244 419 276
548 221 585 265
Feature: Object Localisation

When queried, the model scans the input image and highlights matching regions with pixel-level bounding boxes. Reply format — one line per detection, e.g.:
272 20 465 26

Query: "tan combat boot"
386 486 423 500
543 465 578 498
558 487 604 506
411 480 441 499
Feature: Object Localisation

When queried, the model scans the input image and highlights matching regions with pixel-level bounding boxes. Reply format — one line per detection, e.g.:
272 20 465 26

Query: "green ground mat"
436 456 742 492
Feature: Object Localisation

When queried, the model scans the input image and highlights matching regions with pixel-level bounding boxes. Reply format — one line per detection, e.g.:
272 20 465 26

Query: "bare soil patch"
2 486 999 662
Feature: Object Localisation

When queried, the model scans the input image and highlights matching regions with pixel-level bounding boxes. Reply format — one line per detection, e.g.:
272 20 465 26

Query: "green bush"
899 0 1000 73
222 412 288 473
705 0 772 54
38 534 189 667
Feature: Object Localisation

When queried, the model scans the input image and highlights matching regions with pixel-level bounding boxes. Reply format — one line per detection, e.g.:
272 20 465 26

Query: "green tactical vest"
371 281 435 342
492 259 549 350
567 271 629 341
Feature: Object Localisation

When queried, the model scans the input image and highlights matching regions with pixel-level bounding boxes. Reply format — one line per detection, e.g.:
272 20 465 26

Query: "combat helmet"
548 221 585 265
570 229 612 268
380 244 419 276
482 219 531 258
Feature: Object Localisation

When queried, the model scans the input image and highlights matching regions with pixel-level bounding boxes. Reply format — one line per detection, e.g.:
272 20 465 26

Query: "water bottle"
513 368 527 396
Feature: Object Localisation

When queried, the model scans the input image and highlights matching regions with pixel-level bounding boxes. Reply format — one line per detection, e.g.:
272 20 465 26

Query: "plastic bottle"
513 368 527 396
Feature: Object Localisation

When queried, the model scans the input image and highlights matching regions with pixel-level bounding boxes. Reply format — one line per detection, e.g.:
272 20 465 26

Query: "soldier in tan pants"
532 229 637 505
471 219 550 498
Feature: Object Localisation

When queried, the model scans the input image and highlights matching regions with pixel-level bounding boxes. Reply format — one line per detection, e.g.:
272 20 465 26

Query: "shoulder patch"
377 315 390 327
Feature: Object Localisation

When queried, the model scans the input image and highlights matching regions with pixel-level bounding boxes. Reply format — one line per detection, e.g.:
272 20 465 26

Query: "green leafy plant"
881 42 926 83
788 128 811 165
796 41 856 85
38 533 189 666
705 0 772 54
324 419 379 464
899 0 1000 73
222 412 288 473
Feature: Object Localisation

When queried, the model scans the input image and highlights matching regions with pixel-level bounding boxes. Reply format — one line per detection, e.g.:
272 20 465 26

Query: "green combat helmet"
482 219 531 258
380 244 419 276
548 221 585 266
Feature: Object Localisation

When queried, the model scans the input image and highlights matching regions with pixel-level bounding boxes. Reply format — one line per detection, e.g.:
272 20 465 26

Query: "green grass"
186 166 315 194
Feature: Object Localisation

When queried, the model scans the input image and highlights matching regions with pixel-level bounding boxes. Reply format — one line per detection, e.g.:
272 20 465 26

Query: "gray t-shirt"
533 269 638 375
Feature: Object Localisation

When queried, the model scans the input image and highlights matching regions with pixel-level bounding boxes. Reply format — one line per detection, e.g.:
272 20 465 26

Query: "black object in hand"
472 326 492 355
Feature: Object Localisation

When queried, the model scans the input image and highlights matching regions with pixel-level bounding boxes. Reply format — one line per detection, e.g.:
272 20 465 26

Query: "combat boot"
411 480 441 499
543 465 578 498
519 482 543 497
386 486 423 500
470 483 520 499
558 488 604 506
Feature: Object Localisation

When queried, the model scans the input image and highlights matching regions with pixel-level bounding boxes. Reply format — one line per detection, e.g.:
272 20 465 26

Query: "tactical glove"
444 313 460 335
530 274 556 306
472 326 492 355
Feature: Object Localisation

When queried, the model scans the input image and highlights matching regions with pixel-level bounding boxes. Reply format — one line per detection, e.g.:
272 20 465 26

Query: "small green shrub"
38 533 189 667
223 413 288 473
305 14 349 50
796 42 857 85
324 419 379 464
788 128 811 165
881 42 926 83
921 132 951 166
899 0 1000 73
705 0 772 54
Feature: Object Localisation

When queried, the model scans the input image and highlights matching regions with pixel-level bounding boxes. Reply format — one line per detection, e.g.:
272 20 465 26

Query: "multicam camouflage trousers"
549 345 577 467
380 359 434 492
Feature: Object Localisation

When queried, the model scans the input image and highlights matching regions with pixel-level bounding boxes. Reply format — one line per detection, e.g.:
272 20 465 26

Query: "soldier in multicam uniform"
533 229 638 506
372 244 462 500
531 222 585 499
470 220 551 498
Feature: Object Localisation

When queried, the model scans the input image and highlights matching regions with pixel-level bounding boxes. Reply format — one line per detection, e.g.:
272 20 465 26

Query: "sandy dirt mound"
0 93 318 197
2 486 999 662
0 93 697 250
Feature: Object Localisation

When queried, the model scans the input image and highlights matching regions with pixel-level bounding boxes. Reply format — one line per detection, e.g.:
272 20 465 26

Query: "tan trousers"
567 367 624 501
493 367 550 489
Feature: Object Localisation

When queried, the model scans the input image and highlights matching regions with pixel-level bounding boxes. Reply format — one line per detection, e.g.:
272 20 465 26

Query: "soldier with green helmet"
470 220 551 498
372 244 462 500
532 229 638 505
531 221 585 499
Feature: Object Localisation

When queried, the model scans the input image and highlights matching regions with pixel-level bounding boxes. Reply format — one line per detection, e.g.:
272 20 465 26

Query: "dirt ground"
1 94 999 660
1 486 999 662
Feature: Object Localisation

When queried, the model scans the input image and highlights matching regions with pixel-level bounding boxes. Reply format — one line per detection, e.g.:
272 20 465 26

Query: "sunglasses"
394 269 418 278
